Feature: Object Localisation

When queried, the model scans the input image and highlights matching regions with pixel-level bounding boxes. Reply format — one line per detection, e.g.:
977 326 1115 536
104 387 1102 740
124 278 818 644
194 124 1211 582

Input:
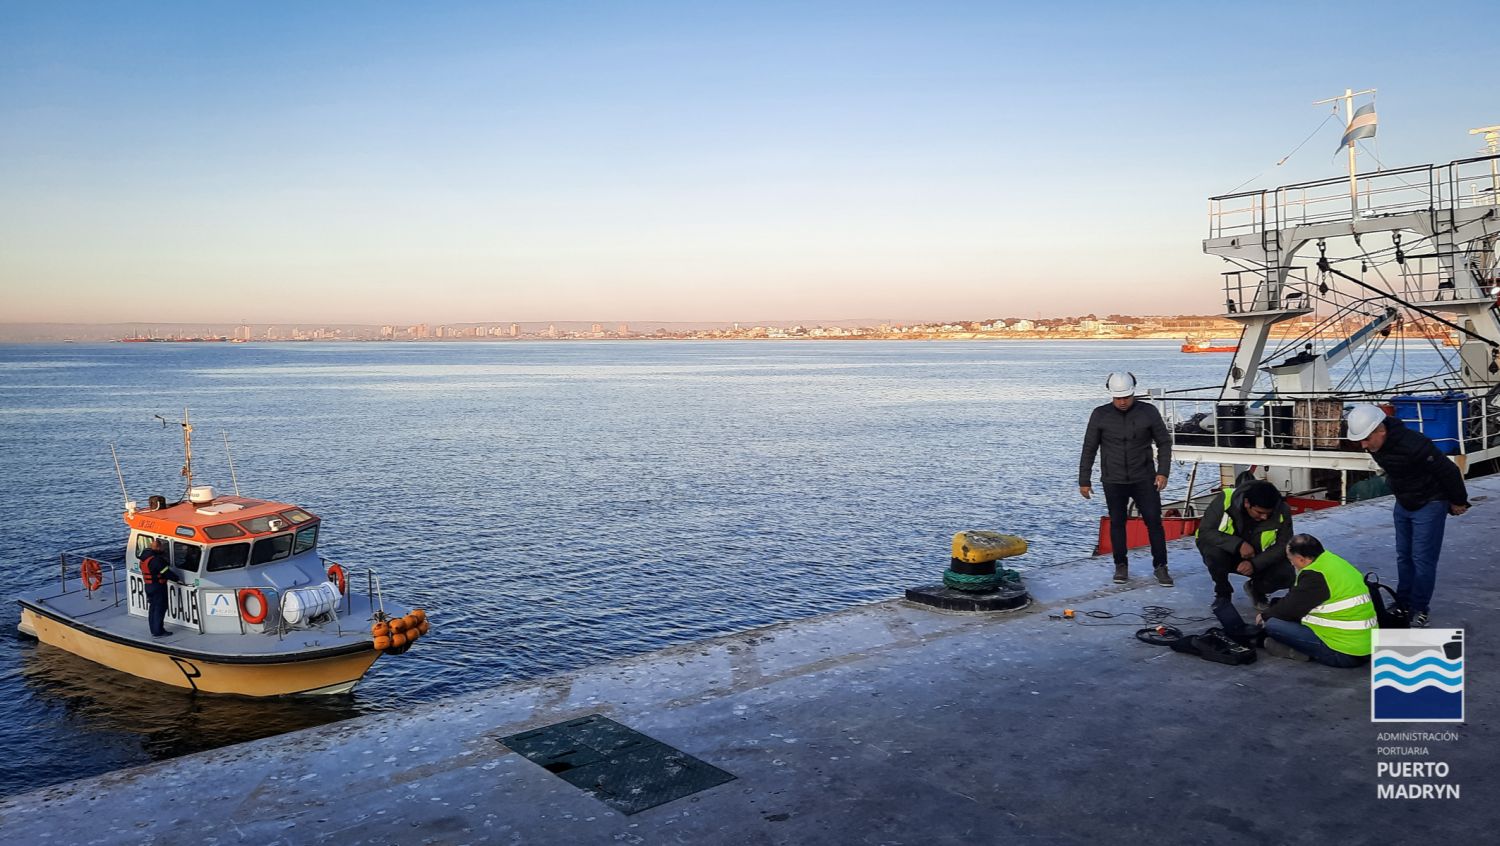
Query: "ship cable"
1317 241 1498 355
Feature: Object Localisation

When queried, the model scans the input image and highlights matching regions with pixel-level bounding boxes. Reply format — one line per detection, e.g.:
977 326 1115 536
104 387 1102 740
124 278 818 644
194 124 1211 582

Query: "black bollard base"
904 582 1030 612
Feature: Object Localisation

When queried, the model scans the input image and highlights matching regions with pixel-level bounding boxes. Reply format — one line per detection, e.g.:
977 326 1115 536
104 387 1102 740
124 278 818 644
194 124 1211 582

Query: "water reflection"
19 642 362 763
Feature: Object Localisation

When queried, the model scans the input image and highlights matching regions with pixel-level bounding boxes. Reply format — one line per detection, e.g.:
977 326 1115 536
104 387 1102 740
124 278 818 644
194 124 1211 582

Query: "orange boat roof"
124 496 319 543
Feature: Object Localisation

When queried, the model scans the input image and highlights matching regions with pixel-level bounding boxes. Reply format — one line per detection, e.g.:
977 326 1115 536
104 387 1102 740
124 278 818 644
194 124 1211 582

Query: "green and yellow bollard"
905 530 1032 611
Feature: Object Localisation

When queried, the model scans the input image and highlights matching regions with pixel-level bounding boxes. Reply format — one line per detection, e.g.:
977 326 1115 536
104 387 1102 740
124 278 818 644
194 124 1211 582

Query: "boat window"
293 524 319 554
249 533 294 566
282 509 315 525
207 542 250 572
174 526 196 538
173 542 202 573
239 515 289 534
203 523 246 540
134 534 170 562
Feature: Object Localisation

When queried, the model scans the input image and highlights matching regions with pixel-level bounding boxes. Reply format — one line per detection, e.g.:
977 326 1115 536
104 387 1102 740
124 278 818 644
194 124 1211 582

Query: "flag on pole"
1338 102 1377 151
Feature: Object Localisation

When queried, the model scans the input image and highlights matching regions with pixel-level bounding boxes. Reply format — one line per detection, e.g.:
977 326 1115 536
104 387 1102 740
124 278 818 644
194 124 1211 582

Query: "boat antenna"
222 430 241 496
109 443 131 511
155 408 195 499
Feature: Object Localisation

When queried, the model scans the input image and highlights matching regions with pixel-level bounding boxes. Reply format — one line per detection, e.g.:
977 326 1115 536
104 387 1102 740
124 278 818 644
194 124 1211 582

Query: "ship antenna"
222 430 242 496
110 443 131 511
155 409 195 499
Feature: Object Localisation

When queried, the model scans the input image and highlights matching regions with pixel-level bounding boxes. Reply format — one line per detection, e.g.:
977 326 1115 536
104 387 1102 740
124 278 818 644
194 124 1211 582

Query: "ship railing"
1221 267 1312 314
1156 390 1500 459
1208 154 1500 238
56 544 128 607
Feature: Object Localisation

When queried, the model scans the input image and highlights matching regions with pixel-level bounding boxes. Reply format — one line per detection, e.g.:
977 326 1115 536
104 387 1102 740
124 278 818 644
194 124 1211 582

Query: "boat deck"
19 572 384 659
3 478 1497 842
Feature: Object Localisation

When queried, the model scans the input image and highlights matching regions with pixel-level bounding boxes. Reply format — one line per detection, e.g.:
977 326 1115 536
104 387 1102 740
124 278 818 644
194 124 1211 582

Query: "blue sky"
2 1 1495 324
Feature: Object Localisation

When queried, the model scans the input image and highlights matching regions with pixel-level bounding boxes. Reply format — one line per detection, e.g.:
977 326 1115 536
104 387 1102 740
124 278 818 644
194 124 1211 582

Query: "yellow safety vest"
1300 551 1377 656
1198 487 1282 552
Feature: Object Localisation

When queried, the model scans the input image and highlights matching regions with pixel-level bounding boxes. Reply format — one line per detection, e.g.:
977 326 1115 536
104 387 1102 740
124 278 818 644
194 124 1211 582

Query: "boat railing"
1208 153 1500 238
1157 390 1500 459
56 544 128 607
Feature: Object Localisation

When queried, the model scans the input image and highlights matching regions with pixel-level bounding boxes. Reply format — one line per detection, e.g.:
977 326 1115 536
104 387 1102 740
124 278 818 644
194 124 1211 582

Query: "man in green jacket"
1258 533 1377 667
1195 481 1293 612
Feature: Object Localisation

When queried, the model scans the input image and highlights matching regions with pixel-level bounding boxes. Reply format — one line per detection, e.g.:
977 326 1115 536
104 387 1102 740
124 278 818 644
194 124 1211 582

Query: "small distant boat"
15 412 430 697
1181 336 1238 353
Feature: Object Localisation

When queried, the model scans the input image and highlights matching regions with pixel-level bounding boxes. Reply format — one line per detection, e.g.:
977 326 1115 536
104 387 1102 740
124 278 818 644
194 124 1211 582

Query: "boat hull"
1093 495 1342 557
19 607 380 697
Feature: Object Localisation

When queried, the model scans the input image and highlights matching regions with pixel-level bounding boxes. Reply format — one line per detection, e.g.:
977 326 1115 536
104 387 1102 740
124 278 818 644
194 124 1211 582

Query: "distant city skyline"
3 2 1496 324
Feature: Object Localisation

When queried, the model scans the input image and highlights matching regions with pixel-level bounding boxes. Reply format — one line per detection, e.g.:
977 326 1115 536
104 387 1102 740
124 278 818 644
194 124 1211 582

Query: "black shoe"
1412 612 1429 628
151 631 172 638
1210 595 1232 611
1153 566 1174 587
1113 565 1128 584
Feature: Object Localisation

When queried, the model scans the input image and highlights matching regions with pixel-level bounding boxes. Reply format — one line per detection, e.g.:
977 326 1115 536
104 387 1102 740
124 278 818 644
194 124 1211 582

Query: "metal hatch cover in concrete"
500 714 735 814
0 479 1496 843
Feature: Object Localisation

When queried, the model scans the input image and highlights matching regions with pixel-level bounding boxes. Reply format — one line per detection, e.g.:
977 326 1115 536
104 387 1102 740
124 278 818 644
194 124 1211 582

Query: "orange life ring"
238 588 268 624
80 558 103 591
326 563 348 595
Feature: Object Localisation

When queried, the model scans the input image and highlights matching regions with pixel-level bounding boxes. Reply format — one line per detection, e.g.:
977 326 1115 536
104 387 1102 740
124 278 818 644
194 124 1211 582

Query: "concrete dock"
3 479 1496 844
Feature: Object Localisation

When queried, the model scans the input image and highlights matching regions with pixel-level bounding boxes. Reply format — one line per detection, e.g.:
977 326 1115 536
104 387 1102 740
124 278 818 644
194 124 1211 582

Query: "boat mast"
1315 87 1376 217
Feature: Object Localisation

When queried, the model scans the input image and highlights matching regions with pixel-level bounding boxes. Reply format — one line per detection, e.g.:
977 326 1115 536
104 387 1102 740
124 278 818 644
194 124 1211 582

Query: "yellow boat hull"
20 607 380 697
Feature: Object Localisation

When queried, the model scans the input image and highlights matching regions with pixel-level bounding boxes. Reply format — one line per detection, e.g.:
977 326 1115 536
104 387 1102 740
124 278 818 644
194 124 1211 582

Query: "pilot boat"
15 413 428 697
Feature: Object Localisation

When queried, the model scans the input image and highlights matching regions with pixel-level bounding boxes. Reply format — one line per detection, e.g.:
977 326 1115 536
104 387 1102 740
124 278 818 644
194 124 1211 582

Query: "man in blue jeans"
1257 533 1375 667
1345 405 1470 628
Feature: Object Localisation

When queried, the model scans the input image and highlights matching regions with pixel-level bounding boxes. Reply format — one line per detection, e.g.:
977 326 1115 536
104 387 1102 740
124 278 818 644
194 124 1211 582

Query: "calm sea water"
0 340 1229 795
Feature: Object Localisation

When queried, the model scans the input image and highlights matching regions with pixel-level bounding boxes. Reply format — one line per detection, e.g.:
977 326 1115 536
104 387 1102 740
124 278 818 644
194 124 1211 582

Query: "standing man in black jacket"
1346 405 1470 628
1079 372 1173 586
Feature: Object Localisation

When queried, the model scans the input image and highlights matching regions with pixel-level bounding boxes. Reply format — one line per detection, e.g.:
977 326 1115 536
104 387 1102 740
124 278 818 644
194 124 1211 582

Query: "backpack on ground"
1169 628 1258 665
1364 571 1409 629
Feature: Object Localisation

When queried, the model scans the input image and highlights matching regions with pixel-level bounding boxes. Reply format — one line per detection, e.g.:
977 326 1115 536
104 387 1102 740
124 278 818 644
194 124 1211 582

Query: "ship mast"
1314 87 1376 217
157 409 195 500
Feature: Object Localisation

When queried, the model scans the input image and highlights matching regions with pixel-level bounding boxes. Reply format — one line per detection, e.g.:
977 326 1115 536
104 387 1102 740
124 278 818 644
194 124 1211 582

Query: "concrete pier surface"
3 479 1497 844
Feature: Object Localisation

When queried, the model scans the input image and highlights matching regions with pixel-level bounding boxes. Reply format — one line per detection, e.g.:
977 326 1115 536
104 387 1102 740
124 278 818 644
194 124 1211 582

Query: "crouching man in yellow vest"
1256 533 1377 667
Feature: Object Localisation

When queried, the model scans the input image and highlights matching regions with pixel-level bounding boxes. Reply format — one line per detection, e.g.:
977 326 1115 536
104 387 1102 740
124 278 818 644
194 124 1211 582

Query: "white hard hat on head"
1346 404 1386 440
1106 372 1137 398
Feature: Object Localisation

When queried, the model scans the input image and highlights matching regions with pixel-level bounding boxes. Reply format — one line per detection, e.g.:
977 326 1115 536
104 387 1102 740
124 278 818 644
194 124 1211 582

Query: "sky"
1 1 1496 325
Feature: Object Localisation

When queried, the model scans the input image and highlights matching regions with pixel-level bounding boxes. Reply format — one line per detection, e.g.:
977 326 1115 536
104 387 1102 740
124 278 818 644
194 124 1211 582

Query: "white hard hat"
1106 372 1137 398
1346 404 1386 440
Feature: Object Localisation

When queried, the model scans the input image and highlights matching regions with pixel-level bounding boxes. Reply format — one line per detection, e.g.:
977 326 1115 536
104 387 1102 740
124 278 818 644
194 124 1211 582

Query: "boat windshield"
249 533 294 566
207 542 250 572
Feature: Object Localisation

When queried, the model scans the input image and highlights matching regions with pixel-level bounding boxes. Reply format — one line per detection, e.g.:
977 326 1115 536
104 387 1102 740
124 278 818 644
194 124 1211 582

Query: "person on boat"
1195 480 1293 612
1346 405 1470 628
1078 372 1173 586
1256 533 1375 667
139 537 182 637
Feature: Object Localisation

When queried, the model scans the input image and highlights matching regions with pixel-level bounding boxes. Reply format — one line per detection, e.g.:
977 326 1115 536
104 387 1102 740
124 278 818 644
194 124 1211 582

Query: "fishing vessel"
1180 336 1238 354
15 413 429 696
1103 98 1500 547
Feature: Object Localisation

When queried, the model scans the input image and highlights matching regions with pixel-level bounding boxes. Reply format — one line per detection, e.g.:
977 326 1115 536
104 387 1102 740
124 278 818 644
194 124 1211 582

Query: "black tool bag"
1169 628 1258 665
1364 572 1409 629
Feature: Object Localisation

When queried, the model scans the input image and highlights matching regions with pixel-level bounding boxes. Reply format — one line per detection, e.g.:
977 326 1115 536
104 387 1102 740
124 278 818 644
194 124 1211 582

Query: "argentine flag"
1338 102 1377 151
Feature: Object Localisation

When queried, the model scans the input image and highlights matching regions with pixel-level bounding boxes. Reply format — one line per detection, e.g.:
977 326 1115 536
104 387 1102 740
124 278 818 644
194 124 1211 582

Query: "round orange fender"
80 558 103 591
238 588 269 625
390 632 409 649
373 635 392 650
418 620 430 636
326 563 348 595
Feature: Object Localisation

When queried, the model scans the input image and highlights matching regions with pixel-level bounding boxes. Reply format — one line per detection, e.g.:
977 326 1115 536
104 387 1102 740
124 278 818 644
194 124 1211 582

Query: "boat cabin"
123 486 336 633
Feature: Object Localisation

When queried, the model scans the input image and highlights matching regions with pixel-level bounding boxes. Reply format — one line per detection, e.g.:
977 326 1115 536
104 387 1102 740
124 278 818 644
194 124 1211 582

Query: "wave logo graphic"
1371 629 1463 722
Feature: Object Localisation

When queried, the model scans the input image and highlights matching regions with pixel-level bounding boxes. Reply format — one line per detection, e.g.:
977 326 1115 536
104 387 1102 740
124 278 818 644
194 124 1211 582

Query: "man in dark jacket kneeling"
1195 480 1293 612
